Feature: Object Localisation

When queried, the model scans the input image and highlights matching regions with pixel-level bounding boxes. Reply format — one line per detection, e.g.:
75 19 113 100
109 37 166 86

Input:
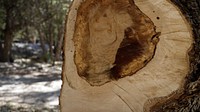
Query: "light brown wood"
60 0 193 111
73 0 160 86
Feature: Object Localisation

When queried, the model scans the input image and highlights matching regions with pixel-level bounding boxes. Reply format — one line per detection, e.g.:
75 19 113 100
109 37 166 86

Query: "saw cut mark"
73 0 160 86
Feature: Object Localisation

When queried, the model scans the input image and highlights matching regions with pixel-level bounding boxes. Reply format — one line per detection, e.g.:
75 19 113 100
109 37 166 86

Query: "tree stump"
60 0 199 111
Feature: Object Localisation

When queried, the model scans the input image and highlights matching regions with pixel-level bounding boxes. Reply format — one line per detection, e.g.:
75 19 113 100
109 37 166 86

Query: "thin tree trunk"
49 35 54 63
1 29 13 62
55 28 64 61
38 29 48 62
1 9 14 62
60 0 197 111
55 13 67 61
47 24 54 63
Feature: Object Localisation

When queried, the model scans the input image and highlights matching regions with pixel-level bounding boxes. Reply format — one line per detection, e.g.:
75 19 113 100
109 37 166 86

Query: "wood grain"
60 0 194 111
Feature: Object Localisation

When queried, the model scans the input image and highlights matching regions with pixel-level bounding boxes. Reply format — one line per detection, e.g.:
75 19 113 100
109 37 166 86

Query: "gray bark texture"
151 0 200 111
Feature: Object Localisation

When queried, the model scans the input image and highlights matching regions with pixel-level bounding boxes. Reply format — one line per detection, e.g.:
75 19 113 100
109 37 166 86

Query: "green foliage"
0 0 72 62
0 0 70 40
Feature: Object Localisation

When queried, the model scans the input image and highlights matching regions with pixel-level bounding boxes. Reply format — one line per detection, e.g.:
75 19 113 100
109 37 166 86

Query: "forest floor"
0 59 62 112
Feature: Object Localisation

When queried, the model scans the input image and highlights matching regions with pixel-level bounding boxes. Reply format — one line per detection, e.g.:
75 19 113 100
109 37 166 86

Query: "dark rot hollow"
73 0 160 86
111 40 144 79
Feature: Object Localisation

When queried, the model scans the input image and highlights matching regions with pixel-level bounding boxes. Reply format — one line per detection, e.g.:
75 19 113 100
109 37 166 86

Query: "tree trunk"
0 8 14 62
60 0 198 111
49 34 54 63
150 0 200 111
1 16 14 62
38 30 47 55
1 29 13 62
54 28 64 61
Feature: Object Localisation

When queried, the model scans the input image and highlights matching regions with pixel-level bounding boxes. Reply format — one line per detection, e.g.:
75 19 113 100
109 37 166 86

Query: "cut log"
73 0 161 86
60 0 194 111
149 0 200 111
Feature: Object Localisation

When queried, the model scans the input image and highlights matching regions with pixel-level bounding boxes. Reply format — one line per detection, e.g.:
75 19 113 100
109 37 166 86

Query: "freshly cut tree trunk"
60 0 196 111
150 0 200 111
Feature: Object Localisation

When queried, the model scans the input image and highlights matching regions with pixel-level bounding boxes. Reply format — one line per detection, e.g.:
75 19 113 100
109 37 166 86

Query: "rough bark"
150 0 200 111
60 0 196 111
1 10 14 62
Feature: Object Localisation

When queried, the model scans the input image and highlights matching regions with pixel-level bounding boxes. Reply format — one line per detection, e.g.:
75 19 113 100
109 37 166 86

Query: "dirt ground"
0 59 62 112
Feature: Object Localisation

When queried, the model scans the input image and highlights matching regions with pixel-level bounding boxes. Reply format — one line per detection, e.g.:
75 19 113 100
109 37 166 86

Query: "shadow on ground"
0 105 58 112
0 73 61 86
0 61 62 111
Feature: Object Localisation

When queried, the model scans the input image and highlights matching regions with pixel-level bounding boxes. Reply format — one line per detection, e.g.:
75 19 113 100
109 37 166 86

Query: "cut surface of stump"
60 0 193 112
73 0 160 86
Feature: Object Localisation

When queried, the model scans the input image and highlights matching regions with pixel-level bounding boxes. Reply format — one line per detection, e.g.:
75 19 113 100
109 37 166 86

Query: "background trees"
0 0 72 63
